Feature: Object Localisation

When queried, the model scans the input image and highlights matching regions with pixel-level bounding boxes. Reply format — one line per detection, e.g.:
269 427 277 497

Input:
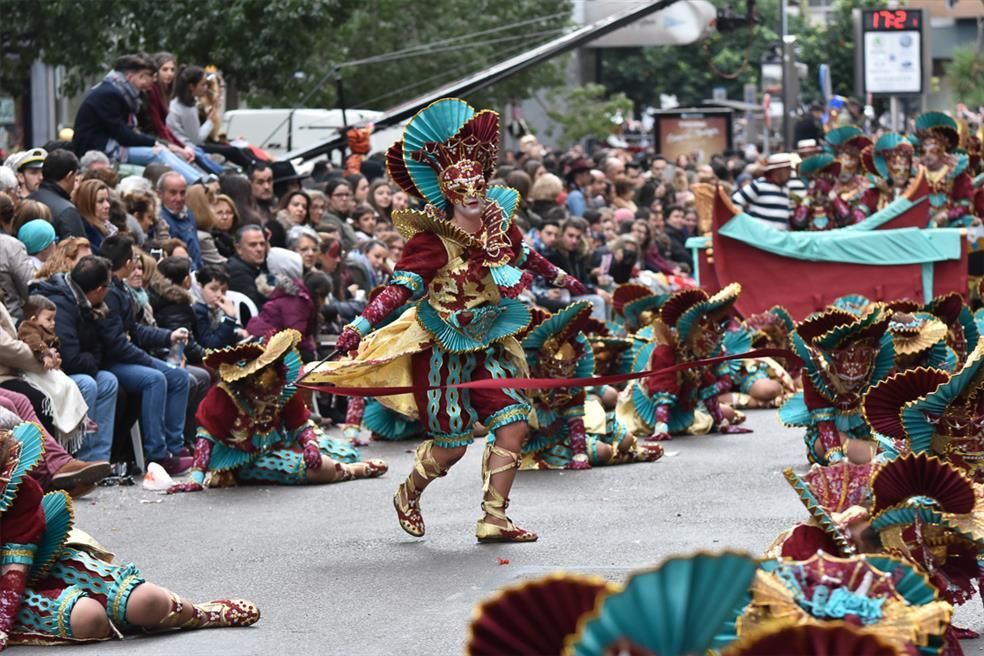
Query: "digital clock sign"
863 9 921 31
859 8 925 95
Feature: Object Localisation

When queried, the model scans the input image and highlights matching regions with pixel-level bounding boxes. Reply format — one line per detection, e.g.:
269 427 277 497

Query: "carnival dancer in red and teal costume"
304 99 586 543
780 305 895 465
615 283 750 442
167 329 387 493
791 154 853 231
925 292 980 368
766 459 878 560
0 422 259 648
518 301 662 470
824 125 873 214
855 133 924 220
913 112 977 228
864 341 984 484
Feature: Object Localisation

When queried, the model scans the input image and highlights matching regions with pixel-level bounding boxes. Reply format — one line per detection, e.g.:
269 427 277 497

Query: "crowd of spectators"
0 50 790 496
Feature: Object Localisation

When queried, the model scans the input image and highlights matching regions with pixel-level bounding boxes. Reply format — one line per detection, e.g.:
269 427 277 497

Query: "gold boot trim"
476 444 537 543
394 440 449 537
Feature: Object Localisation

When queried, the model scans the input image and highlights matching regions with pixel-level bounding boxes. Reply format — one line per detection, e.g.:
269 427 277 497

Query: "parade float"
686 172 972 319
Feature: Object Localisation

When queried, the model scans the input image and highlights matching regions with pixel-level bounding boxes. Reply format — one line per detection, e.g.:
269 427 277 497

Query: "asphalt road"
14 410 984 655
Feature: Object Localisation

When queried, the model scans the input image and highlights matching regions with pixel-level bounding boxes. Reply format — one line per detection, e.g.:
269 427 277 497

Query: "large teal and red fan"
862 368 950 442
871 452 976 515
723 623 901 656
566 552 758 656
466 573 618 656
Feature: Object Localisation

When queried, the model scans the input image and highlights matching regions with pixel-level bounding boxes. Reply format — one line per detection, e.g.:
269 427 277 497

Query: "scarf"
126 284 155 326
104 69 141 114
65 274 109 321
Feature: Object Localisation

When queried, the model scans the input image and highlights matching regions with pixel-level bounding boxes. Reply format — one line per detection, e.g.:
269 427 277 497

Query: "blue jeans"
125 147 207 185
106 358 190 462
70 371 119 462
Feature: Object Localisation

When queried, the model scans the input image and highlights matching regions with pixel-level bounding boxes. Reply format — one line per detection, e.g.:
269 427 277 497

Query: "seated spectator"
506 169 538 230
122 187 167 244
247 248 319 360
211 193 239 258
248 161 276 223
318 178 358 249
367 181 393 221
186 183 225 267
345 239 389 294
148 255 213 442
317 237 364 329
546 217 608 319
167 65 256 172
157 171 203 270
350 203 377 243
6 148 46 199
530 215 561 256
98 235 192 475
150 237 191 260
149 256 209 364
0 228 34 321
275 189 311 236
193 266 244 350
73 178 116 253
72 53 205 184
225 225 269 319
663 205 694 268
144 52 188 152
26 266 120 470
28 148 85 238
79 150 113 177
16 219 56 272
346 172 369 204
33 237 92 282
0 193 13 235
286 224 320 271
612 175 638 214
0 387 109 495
16 294 92 440
380 232 404 271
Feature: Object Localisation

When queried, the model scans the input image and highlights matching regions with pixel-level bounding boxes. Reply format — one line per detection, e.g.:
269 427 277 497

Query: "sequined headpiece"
913 111 960 152
386 98 500 211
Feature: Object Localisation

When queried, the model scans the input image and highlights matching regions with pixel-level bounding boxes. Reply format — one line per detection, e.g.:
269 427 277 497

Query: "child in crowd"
193 266 246 350
150 257 210 364
15 295 90 441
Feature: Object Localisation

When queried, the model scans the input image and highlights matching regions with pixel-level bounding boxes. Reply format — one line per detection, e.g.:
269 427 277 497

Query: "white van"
222 108 403 162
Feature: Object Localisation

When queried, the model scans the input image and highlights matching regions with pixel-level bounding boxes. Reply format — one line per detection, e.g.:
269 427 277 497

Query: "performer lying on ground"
305 99 586 543
518 302 662 470
168 329 386 493
616 283 751 442
0 422 260 648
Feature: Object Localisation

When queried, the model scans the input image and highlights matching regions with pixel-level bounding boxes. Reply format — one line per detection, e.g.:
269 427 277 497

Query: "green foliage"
600 0 888 112
797 0 887 101
946 45 984 108
546 83 633 144
0 0 571 110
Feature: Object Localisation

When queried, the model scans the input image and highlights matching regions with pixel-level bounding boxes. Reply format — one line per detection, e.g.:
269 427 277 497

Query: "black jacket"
192 302 240 350
32 273 104 376
547 248 596 291
225 255 268 320
664 225 693 268
72 79 156 157
100 277 171 367
28 182 86 239
147 280 206 363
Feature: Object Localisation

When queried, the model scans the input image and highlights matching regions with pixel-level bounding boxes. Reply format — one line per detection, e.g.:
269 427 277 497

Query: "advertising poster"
653 110 733 162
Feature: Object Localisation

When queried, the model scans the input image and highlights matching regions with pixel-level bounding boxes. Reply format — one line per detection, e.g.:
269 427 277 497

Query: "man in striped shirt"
731 153 805 230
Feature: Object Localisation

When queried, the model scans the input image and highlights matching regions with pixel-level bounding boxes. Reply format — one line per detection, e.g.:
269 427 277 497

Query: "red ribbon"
298 348 798 397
